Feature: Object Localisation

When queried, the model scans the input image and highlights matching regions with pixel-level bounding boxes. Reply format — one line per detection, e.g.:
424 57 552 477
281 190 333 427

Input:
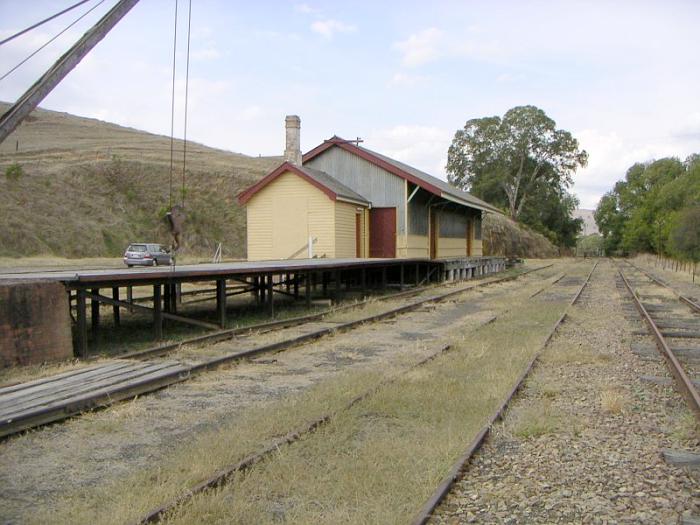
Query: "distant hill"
573 209 599 236
0 103 281 258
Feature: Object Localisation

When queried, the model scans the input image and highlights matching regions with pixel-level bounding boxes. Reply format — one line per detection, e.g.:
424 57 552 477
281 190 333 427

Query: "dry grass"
507 399 561 438
600 388 627 414
0 103 280 258
156 302 568 524
22 261 587 524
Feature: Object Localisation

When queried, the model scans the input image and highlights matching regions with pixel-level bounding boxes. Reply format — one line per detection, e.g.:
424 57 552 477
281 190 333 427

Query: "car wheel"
127 264 133 268
153 260 158 266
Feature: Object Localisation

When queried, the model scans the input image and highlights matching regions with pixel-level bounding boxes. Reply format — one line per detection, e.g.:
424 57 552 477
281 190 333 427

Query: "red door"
369 208 396 258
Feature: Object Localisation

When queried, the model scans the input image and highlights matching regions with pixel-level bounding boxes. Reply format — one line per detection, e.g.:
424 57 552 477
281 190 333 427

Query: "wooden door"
429 210 438 259
369 208 396 258
355 213 362 257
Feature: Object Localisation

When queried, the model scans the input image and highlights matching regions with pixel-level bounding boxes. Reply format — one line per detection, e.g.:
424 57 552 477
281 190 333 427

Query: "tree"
595 155 700 257
669 206 700 264
446 105 588 220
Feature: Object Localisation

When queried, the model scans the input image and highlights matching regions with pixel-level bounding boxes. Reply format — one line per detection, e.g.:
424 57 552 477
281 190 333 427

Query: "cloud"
388 72 427 87
393 27 507 69
310 19 356 39
295 3 319 15
191 47 220 61
571 127 699 209
367 124 452 179
393 27 443 68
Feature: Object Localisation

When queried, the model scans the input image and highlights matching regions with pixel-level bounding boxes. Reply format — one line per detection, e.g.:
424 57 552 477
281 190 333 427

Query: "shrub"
5 162 23 181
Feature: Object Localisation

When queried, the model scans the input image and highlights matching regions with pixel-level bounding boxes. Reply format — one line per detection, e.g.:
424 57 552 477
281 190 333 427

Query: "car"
123 243 171 267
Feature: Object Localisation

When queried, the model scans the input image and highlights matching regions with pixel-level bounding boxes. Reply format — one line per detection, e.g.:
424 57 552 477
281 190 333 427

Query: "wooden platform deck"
0 360 190 438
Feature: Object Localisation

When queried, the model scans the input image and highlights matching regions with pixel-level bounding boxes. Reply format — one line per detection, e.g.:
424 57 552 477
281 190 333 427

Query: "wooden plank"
0 361 119 395
0 362 133 404
0 364 190 438
0 362 185 421
0 362 157 411
0 362 178 418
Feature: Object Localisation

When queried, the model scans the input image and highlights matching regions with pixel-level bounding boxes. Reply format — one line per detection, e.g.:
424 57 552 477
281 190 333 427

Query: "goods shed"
238 116 500 261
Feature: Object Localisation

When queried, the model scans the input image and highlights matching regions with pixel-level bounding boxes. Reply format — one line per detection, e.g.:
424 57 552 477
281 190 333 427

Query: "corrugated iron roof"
297 165 370 205
303 137 501 214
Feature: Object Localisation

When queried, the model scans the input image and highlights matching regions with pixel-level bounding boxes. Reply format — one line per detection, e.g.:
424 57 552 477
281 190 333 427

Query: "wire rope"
0 0 92 47
168 0 179 209
181 0 192 208
0 0 105 83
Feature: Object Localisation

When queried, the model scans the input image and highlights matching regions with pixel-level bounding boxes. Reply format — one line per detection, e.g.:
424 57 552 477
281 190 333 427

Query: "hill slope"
0 103 281 258
0 104 557 259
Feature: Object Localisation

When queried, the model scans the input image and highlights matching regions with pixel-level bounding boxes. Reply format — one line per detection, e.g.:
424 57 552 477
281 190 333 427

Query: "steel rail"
0 264 554 439
135 265 565 524
618 268 700 420
135 343 457 524
623 260 700 313
117 263 555 361
410 260 599 525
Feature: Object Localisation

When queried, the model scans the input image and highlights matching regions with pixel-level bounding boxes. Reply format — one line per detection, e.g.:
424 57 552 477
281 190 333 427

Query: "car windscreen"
128 245 147 252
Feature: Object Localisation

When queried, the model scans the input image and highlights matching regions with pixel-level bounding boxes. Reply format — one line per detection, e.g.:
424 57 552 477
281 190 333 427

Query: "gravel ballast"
433 259 699 524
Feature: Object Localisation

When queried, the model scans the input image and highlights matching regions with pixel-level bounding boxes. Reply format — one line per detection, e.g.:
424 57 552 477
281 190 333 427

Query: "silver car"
123 243 171 267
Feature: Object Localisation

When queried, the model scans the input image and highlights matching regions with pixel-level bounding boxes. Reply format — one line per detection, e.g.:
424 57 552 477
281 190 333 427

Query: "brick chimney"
284 115 302 166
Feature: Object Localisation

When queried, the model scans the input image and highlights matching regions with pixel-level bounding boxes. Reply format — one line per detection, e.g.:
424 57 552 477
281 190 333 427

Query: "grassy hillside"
0 103 281 258
483 213 559 258
0 104 556 260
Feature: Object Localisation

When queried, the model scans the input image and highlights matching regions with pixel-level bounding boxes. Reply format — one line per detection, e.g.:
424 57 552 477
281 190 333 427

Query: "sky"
1 0 699 209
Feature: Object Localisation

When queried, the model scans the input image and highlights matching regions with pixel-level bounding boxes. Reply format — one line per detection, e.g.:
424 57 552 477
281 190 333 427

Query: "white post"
308 236 314 258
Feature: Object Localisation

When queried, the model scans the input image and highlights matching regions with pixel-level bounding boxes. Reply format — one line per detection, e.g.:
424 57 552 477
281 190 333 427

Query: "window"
474 217 482 240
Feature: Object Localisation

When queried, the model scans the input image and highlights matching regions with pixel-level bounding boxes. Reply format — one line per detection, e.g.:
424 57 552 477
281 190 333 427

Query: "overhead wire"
181 0 192 208
168 0 179 209
0 0 92 47
0 0 106 83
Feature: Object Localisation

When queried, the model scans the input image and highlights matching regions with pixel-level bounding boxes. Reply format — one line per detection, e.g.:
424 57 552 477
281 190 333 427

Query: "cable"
0 0 106 83
168 0 179 209
0 0 92 47
181 0 192 208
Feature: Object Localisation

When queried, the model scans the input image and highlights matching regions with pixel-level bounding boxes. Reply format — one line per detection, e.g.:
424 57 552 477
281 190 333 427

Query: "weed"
5 162 23 181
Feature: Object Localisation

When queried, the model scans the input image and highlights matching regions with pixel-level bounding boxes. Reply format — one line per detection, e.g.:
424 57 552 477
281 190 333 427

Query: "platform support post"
170 283 178 313
153 284 163 340
415 263 420 286
286 273 291 293
112 287 120 327
76 289 88 358
260 276 266 304
382 267 387 290
127 285 134 312
322 272 328 297
293 272 299 299
334 269 341 304
267 274 274 317
216 278 227 328
305 271 311 308
90 288 100 344
399 264 404 291
163 283 171 314
361 267 366 297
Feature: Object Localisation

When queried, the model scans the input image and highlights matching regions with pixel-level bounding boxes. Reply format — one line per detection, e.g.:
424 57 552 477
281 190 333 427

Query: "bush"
5 163 23 181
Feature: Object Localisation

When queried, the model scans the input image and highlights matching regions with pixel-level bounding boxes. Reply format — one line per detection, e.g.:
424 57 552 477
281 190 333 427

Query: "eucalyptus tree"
446 105 588 221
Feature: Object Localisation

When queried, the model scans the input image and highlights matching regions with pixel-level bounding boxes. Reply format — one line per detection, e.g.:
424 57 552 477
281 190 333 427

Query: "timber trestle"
1 257 506 358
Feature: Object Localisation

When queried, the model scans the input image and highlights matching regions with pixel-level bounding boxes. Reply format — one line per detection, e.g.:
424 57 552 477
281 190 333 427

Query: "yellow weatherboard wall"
246 170 367 261
246 171 335 260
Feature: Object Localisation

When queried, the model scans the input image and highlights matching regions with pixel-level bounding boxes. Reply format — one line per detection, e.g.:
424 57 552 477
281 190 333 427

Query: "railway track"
617 261 700 420
134 263 577 524
0 263 555 439
411 260 599 525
